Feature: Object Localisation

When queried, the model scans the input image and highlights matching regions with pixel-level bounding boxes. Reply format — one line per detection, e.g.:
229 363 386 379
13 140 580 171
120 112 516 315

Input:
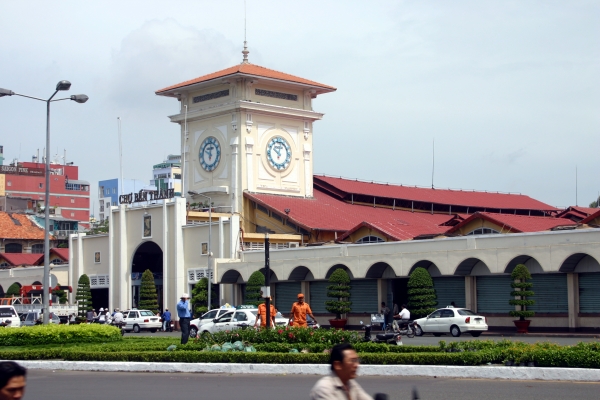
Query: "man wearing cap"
177 293 192 344
289 293 317 328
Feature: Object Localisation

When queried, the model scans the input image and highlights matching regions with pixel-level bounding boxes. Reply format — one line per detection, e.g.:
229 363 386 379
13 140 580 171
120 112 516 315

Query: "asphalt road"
135 330 600 346
23 370 600 400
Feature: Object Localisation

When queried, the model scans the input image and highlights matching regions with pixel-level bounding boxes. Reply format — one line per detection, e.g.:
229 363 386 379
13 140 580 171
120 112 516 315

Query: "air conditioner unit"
288 242 299 248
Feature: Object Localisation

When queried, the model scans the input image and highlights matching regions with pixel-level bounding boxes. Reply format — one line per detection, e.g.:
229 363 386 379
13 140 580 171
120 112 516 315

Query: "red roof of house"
50 248 69 260
314 176 558 212
156 63 336 94
556 206 599 220
0 253 43 266
0 212 49 240
245 190 456 237
446 212 577 234
580 209 600 225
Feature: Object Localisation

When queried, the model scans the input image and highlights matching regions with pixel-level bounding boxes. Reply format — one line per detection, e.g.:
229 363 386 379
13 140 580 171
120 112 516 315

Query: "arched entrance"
131 241 163 311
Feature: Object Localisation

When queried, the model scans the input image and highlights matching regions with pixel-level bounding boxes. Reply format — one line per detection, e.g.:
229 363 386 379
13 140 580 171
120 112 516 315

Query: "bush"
407 267 437 318
75 274 93 318
245 271 265 306
325 268 352 319
7 283 20 297
509 264 535 320
0 324 123 346
198 326 363 346
191 277 209 318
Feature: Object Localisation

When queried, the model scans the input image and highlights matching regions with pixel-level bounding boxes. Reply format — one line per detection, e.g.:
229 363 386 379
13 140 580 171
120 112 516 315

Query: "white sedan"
123 309 162 333
189 308 235 338
413 307 488 337
200 309 257 334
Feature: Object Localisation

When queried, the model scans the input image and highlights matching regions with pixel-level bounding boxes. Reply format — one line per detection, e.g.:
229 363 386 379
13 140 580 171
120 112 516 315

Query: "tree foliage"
138 269 160 313
245 271 265 306
509 264 535 320
325 268 352 319
191 277 209 317
52 287 68 304
75 274 93 318
6 283 20 297
407 267 437 319
89 219 109 234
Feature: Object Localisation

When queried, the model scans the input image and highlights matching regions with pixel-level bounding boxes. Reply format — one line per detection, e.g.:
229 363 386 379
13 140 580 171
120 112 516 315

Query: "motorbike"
391 319 416 338
360 321 402 344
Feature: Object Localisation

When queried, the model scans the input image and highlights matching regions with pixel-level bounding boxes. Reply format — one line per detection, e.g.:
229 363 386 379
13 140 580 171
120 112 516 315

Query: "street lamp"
188 191 212 309
0 81 88 324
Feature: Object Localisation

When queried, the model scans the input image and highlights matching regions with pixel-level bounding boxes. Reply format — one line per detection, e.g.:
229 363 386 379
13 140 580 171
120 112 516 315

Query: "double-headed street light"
188 191 213 310
1 81 88 324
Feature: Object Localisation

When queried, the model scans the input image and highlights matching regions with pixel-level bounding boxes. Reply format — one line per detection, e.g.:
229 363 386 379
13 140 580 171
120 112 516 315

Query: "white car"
189 308 235 338
413 307 488 337
0 306 21 328
200 309 257 335
123 309 162 333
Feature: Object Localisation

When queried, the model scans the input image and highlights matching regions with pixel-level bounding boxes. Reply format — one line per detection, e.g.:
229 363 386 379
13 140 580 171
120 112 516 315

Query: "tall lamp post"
0 82 88 324
188 191 212 309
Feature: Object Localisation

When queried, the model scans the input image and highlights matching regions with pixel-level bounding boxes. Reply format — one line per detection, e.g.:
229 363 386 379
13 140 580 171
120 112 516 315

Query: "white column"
119 205 129 310
229 214 240 259
465 276 477 312
230 137 239 214
173 197 186 304
567 273 579 331
162 200 169 311
77 232 85 289
218 217 224 259
68 233 75 304
245 137 254 191
108 206 113 312
303 144 312 197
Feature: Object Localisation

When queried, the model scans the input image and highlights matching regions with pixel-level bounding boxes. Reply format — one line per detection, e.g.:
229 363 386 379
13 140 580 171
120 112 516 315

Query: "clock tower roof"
156 63 336 97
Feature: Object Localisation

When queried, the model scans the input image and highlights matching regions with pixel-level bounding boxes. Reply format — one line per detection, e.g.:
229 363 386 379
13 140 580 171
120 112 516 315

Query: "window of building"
466 228 500 235
39 183 43 188
113 188 116 194
71 212 75 217
5 243 22 253
31 244 44 254
6 181 11 187
356 236 385 244
0 262 9 268
71 198 75 204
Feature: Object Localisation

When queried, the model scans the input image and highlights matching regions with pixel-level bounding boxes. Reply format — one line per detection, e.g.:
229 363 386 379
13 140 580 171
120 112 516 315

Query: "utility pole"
265 233 271 328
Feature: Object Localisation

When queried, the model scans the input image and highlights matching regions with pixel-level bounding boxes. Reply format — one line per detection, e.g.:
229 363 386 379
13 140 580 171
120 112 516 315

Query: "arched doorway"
131 241 163 311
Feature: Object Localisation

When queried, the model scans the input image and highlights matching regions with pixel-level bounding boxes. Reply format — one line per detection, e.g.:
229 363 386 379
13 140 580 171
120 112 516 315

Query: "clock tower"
156 44 336 215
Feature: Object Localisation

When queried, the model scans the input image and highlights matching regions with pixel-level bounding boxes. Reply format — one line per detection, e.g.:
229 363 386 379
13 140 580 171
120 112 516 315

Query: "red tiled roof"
314 176 558 212
556 206 599 220
337 221 447 242
156 63 336 94
245 190 456 236
50 248 69 260
0 212 48 240
446 212 577 234
0 253 43 266
580 209 600 224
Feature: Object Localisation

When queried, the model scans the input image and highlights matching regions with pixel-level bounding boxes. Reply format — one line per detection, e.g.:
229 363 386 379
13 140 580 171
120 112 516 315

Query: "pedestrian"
177 293 192 344
69 313 76 324
0 361 27 400
162 308 172 332
254 296 276 329
380 302 390 331
309 343 373 400
98 308 106 324
86 308 96 323
288 293 317 327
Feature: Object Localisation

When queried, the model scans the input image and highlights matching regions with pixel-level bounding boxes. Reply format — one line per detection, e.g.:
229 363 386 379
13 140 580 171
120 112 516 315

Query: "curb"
10 361 600 382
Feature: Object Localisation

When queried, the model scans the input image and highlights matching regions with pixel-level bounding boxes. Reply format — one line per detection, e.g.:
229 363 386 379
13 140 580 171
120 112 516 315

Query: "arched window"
356 235 385 244
31 244 44 254
466 228 500 236
0 262 9 268
4 243 22 253
50 258 64 265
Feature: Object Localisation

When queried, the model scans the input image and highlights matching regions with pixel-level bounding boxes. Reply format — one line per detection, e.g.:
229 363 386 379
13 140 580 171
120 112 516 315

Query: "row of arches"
219 253 600 283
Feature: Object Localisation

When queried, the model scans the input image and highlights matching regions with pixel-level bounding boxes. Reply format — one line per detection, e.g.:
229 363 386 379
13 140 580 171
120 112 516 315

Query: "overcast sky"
1 1 598 212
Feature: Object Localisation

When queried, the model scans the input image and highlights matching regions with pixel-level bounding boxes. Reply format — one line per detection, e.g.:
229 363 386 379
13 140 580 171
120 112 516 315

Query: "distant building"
97 179 150 221
151 155 181 195
0 150 91 229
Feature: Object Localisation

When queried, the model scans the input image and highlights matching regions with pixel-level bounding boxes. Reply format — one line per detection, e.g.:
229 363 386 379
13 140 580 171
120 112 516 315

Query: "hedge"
0 324 123 346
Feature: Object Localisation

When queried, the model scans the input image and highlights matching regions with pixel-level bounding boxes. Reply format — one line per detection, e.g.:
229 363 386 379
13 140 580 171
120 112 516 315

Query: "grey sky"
1 0 598 212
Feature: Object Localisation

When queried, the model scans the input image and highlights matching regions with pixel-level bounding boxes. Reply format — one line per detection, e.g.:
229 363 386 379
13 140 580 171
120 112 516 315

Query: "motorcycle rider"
393 304 411 331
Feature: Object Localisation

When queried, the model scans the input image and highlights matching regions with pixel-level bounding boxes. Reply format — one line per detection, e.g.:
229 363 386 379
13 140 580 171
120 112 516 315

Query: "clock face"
199 136 221 172
266 136 292 171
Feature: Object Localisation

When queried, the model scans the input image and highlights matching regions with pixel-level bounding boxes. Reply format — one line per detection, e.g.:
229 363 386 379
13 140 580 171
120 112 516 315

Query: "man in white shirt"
113 309 124 324
399 304 410 321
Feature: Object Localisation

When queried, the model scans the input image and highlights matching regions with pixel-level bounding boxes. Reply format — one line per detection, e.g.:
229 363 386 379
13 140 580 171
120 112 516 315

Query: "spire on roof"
241 41 249 64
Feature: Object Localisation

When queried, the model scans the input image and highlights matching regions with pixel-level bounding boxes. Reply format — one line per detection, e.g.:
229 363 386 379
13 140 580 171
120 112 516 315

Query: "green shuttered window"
433 277 466 308
349 280 378 313
275 282 302 313
477 275 513 313
309 281 329 313
528 274 568 314
579 272 600 314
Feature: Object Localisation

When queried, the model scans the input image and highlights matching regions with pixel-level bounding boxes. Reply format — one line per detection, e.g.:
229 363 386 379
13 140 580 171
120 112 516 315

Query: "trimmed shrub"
245 271 265 306
325 268 352 319
191 277 209 317
75 274 93 318
407 267 437 318
509 264 535 320
6 283 20 297
138 269 160 313
0 324 123 346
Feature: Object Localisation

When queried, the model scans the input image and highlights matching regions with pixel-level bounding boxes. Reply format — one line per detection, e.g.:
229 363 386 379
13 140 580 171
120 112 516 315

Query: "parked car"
20 311 61 326
413 307 488 337
189 307 235 338
0 305 21 328
123 309 162 333
200 309 258 335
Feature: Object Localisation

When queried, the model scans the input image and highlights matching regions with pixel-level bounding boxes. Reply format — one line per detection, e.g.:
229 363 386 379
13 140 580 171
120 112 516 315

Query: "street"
23 370 600 400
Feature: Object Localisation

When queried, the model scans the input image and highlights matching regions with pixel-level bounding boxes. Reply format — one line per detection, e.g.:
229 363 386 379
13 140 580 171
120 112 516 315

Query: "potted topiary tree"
138 269 160 314
246 271 265 307
407 267 437 319
325 268 352 329
509 264 535 333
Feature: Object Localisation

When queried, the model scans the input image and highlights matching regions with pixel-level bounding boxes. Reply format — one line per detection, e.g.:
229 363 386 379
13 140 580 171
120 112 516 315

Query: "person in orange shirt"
289 293 317 327
254 297 276 328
